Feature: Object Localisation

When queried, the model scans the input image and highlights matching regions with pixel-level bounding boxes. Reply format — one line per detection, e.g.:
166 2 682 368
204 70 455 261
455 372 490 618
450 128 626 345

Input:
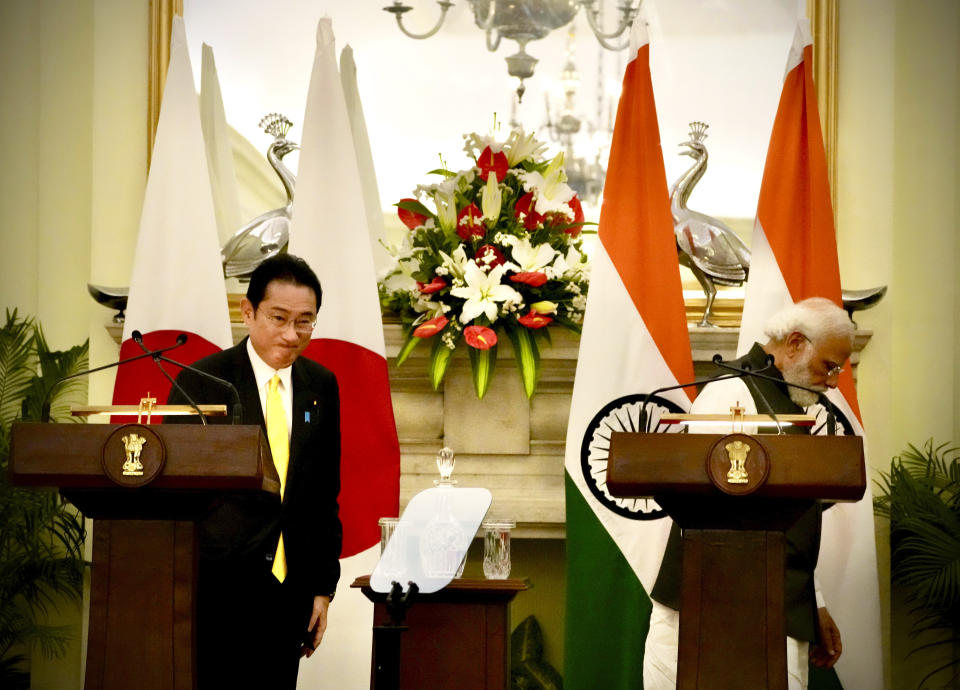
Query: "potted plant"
874 439 960 688
0 310 88 688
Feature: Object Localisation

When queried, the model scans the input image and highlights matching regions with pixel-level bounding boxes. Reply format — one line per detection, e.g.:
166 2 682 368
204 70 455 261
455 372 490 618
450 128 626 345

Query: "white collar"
246 338 293 394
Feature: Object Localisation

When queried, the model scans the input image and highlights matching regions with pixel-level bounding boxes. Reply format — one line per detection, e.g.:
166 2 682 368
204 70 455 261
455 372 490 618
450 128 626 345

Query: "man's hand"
809 606 842 668
301 595 331 658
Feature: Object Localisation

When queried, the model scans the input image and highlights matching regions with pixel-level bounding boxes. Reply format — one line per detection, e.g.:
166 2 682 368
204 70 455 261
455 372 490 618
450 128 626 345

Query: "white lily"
433 190 457 232
481 172 502 223
451 261 522 323
438 245 470 281
518 152 576 217
502 236 557 273
504 129 548 166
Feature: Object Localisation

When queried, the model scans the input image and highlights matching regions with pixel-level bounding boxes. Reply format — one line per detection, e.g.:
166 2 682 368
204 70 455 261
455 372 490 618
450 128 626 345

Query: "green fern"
874 439 960 688
0 311 88 686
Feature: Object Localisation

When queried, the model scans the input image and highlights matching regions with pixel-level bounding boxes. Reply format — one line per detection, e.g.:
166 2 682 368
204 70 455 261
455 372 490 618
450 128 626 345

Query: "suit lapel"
286 359 313 500
233 339 266 430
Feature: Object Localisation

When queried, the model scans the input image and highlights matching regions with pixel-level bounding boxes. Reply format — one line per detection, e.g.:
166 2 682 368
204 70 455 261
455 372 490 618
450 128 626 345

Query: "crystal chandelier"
384 0 639 100
542 28 612 207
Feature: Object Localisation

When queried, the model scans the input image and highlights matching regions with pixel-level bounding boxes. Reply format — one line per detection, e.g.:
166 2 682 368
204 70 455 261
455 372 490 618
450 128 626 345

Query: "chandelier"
542 28 612 207
383 0 639 100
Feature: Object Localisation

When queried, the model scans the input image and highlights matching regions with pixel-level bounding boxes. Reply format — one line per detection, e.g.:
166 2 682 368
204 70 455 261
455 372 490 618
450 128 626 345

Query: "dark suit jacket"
166 339 342 599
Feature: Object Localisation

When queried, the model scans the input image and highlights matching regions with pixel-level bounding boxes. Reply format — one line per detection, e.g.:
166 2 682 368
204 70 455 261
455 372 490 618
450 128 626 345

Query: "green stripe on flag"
564 473 652 689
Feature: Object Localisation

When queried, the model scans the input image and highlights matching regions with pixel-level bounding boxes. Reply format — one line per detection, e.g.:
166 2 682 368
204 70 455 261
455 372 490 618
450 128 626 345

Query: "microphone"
39 334 188 422
636 358 779 433
710 354 839 436
131 330 207 426
134 331 244 425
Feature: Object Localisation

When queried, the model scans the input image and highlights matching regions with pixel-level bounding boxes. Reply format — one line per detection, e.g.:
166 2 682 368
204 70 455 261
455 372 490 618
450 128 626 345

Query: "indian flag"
113 16 232 410
738 20 884 689
288 19 400 690
563 18 695 689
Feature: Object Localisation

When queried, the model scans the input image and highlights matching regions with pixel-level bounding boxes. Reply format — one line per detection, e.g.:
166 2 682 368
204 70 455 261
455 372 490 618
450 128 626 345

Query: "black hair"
245 253 323 310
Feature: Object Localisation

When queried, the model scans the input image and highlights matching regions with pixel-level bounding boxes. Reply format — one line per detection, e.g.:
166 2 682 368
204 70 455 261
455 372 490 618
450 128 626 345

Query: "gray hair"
763 297 854 346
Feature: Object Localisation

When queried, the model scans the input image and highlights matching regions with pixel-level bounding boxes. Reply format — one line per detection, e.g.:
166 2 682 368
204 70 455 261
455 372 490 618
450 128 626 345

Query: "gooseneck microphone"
710 354 839 436
39 335 189 422
131 330 208 426
636 358 780 433
132 331 244 425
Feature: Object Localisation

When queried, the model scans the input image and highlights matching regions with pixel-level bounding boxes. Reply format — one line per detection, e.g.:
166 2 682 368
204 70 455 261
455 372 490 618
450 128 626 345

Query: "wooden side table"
353 576 529 690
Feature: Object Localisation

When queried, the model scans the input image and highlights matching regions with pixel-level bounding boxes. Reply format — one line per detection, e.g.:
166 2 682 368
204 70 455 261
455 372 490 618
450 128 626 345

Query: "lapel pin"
304 411 311 423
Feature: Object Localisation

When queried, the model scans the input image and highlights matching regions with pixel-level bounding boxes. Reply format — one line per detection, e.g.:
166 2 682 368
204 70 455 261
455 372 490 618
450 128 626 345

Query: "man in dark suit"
167 254 341 689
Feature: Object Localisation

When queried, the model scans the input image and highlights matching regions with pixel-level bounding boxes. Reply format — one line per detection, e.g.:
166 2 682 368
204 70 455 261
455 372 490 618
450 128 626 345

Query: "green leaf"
506 326 540 399
395 331 421 367
395 198 435 219
426 168 457 177
428 337 454 390
467 343 497 400
0 310 36 431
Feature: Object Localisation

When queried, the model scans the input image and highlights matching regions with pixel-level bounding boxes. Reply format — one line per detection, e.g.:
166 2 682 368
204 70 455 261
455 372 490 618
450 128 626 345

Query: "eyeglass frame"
798 333 845 378
260 310 317 335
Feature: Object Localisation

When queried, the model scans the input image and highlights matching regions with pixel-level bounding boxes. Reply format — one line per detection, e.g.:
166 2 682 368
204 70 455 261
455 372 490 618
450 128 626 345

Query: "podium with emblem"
9 412 275 690
606 427 865 690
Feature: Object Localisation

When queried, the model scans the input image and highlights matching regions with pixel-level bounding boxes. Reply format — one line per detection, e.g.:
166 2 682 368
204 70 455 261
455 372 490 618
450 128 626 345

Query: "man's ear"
785 331 807 355
240 297 255 324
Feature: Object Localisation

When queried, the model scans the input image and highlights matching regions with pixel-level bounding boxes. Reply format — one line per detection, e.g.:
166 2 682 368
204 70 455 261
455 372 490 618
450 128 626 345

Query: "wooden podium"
352 575 529 690
606 432 865 690
9 422 277 690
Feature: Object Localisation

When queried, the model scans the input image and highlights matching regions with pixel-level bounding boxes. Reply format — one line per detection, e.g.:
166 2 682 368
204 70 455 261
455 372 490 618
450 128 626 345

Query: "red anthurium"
464 325 498 350
398 198 428 230
514 192 542 230
476 244 505 269
456 204 485 240
510 271 548 287
477 146 509 182
417 276 447 294
564 194 585 236
412 314 449 338
518 310 553 329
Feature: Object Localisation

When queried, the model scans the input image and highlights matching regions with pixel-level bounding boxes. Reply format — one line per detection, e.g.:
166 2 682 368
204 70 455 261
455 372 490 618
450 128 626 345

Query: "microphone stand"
39 338 188 423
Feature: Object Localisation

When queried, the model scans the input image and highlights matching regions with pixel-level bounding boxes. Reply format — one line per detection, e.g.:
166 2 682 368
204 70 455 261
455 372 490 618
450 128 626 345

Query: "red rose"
398 198 428 230
514 192 542 230
456 204 485 241
477 146 509 183
518 311 553 329
417 277 447 294
476 244 505 269
412 314 449 338
463 325 497 350
510 271 548 287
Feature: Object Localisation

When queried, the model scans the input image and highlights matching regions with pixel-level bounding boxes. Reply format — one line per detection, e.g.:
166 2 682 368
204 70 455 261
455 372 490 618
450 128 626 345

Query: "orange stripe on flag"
599 44 694 398
756 44 860 420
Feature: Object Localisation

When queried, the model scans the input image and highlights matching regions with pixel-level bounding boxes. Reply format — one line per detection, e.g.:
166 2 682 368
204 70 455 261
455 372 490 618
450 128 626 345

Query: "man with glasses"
168 253 341 689
643 297 853 690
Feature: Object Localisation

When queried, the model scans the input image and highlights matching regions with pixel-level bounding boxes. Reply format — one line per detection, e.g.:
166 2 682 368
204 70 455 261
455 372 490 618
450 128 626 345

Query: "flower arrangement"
379 129 591 399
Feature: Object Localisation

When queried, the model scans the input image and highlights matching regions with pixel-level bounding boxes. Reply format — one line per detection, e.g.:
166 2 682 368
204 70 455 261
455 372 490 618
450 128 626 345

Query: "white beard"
781 351 826 408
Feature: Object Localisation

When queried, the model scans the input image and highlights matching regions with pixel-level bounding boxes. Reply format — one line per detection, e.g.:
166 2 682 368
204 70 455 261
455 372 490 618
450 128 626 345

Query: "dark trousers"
197 557 312 690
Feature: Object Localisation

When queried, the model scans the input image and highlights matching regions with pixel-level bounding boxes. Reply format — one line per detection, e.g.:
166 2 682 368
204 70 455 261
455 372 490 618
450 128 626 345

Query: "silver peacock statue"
668 120 887 327
220 113 298 279
670 121 751 327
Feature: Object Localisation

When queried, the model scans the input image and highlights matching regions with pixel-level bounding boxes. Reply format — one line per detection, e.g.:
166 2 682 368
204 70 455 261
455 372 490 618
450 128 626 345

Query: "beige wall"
2 0 959 688
838 0 960 688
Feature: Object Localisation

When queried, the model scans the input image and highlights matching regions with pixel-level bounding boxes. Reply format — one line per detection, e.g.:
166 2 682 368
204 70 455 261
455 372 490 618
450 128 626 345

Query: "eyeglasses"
264 312 316 334
799 333 845 378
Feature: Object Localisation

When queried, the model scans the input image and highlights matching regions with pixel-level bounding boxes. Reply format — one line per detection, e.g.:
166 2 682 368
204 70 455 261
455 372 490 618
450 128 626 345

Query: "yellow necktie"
267 374 289 582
